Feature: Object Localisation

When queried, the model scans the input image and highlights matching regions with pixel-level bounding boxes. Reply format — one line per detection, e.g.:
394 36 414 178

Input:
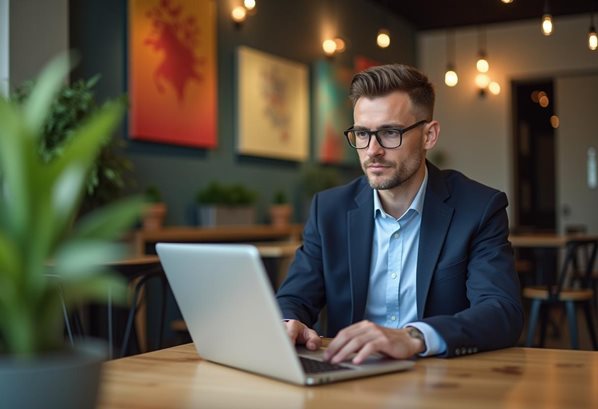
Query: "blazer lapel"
417 163 454 319
347 179 375 323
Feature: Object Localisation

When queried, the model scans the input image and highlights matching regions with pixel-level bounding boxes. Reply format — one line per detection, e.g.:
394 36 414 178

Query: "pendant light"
476 27 489 73
444 31 458 87
589 6 597 51
541 0 553 36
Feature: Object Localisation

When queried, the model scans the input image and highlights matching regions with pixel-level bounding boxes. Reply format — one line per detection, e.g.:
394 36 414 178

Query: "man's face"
353 91 429 191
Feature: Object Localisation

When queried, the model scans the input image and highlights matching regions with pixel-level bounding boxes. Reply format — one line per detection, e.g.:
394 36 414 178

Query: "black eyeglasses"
344 120 428 149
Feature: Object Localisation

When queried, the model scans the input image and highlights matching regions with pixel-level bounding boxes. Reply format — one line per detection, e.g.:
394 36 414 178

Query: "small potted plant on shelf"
0 55 143 409
269 190 293 227
195 181 258 226
142 185 167 230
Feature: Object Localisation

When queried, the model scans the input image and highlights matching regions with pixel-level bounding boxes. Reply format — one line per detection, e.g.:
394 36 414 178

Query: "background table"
98 343 598 409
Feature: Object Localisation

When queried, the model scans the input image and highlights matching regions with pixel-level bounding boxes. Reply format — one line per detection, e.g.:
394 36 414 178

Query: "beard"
362 154 424 190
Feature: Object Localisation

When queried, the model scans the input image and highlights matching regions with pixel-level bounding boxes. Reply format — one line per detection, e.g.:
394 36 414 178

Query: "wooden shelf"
134 224 303 255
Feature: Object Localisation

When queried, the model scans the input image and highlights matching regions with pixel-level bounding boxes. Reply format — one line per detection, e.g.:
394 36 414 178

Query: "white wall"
557 74 598 234
8 0 68 89
418 14 598 229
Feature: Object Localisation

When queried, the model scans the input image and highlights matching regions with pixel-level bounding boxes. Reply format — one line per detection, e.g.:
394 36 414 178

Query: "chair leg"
565 301 579 349
582 302 598 350
120 277 147 358
157 276 168 350
539 304 549 347
526 300 541 347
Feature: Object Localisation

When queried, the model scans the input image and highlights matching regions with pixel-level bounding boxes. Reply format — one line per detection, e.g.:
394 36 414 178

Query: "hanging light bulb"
476 54 489 73
445 65 459 87
231 6 247 24
476 28 489 73
322 39 337 56
475 73 491 89
542 14 553 35
501 0 514 3
589 28 598 51
444 31 458 87
489 81 501 95
376 29 391 48
541 1 553 36
334 37 346 53
243 0 256 11
589 11 597 51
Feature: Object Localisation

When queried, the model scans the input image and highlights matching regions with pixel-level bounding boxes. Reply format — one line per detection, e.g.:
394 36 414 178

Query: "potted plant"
196 181 258 226
269 190 293 227
0 56 143 408
12 71 134 216
300 164 341 199
142 186 167 230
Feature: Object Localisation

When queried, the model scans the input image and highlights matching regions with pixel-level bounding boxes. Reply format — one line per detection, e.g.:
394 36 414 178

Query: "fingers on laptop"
284 319 321 350
324 320 414 364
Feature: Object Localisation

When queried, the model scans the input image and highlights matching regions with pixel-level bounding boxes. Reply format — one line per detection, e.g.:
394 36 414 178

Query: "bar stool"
523 238 598 349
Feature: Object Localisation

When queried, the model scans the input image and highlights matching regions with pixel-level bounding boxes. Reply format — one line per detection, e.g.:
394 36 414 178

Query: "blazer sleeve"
275 194 326 327
422 191 524 357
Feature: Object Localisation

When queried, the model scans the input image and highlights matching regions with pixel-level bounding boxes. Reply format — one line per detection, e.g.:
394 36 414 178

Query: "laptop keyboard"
299 356 353 374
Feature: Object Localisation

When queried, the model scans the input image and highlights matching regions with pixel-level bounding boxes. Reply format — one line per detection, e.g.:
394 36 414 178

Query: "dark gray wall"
9 0 68 89
69 0 417 225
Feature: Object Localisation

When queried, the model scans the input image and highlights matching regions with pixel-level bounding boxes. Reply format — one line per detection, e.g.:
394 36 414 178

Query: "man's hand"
323 320 425 364
284 319 322 350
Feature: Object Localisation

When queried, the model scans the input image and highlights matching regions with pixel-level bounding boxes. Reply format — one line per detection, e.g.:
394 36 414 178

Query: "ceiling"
371 0 596 31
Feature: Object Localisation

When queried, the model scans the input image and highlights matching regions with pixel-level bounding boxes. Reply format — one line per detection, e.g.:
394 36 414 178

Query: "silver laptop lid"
156 243 305 384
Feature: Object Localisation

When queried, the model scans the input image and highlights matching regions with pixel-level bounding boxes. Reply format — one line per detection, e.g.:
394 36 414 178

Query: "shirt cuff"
405 322 447 357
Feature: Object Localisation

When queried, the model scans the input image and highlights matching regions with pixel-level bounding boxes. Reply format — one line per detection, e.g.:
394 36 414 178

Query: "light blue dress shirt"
364 169 447 356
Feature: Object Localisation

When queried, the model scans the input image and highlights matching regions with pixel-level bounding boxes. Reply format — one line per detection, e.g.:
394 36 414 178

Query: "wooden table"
98 343 598 409
509 233 598 284
509 233 598 248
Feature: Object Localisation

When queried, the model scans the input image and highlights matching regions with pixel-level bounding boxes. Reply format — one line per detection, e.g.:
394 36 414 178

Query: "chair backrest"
554 238 598 296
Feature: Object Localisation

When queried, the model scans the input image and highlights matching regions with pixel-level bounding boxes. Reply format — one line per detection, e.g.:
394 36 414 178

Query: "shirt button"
391 273 397 279
393 233 399 239
390 316 396 321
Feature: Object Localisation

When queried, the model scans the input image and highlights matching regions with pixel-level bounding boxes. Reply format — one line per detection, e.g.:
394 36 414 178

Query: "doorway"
512 79 557 232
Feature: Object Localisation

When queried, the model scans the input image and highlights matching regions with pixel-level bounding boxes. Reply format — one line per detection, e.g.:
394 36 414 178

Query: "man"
276 64 523 364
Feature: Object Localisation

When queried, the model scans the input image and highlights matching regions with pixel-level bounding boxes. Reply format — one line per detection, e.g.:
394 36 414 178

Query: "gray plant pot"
0 340 106 409
197 205 256 226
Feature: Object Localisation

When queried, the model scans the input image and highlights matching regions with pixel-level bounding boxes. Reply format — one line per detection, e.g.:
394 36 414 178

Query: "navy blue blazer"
276 162 523 357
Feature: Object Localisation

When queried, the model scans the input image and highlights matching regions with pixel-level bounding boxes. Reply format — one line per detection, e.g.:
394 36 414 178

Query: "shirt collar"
373 166 428 220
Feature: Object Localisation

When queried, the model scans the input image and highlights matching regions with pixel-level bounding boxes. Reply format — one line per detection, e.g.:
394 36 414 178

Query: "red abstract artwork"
129 0 217 148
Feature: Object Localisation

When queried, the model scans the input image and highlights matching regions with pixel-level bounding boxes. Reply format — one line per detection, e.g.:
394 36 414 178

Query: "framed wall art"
128 0 217 148
237 46 309 162
312 59 357 165
312 56 382 165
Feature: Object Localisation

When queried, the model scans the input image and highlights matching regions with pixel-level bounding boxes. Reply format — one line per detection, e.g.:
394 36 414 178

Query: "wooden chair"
523 238 598 349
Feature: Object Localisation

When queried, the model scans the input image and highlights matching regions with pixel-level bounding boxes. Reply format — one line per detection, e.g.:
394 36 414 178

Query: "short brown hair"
349 64 435 118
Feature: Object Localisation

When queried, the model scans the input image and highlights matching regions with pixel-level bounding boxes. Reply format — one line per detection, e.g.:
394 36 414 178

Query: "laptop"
156 242 415 385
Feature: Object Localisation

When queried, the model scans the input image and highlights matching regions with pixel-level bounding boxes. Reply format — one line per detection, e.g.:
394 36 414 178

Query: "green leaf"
0 98 31 237
60 273 128 306
52 240 127 279
72 196 144 241
0 232 21 282
43 99 126 240
23 53 75 139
